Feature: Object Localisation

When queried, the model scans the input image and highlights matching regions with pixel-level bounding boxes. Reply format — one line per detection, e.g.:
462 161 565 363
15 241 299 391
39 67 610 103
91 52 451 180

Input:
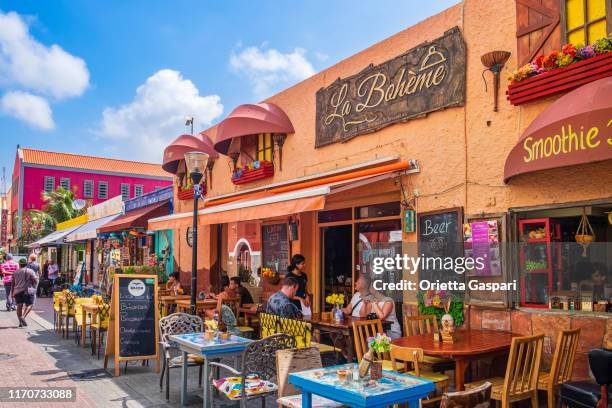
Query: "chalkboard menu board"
417 208 463 283
104 274 159 376
118 276 156 357
262 223 289 274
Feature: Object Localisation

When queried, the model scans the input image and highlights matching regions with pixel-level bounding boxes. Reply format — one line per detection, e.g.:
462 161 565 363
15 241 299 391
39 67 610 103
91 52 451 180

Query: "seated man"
265 276 303 319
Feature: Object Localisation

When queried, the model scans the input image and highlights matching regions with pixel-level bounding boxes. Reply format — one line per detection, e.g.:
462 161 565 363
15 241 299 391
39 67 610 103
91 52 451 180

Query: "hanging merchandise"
575 208 595 257
404 208 416 233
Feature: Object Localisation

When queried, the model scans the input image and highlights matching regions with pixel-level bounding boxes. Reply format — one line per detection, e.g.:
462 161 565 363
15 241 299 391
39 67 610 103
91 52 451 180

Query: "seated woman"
203 303 239 336
214 276 237 310
359 275 402 339
165 272 182 296
343 273 371 317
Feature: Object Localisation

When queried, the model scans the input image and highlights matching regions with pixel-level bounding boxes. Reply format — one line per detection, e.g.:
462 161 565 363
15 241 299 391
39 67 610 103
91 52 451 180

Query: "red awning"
162 133 218 174
504 76 612 182
213 103 294 155
98 201 170 233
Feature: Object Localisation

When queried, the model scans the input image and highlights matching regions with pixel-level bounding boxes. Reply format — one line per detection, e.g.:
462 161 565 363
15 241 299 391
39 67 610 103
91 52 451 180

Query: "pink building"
11 147 172 247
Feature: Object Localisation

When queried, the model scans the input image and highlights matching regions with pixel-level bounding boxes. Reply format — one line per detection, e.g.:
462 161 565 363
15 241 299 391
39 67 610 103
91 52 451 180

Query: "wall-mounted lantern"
481 51 511 112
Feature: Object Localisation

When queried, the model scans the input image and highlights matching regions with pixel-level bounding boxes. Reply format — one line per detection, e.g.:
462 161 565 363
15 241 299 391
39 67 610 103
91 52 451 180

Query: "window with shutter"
134 184 144 197
256 133 273 162
44 176 55 193
83 180 94 198
121 183 130 200
60 177 70 191
562 0 611 46
98 181 108 199
516 0 562 65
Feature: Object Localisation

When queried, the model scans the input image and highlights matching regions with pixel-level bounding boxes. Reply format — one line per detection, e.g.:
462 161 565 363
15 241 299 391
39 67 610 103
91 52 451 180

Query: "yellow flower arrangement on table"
325 293 345 307
91 295 103 304
205 319 218 331
261 267 279 284
177 287 184 295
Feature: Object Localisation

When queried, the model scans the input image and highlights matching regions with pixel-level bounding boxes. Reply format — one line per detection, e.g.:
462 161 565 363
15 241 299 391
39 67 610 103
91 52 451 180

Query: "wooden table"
175 299 218 315
159 295 191 316
289 363 434 408
169 332 252 407
392 329 515 391
79 302 99 347
303 313 391 362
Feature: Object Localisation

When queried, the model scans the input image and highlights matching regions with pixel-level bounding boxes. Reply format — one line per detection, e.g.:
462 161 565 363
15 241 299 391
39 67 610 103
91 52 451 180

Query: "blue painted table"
289 363 435 408
169 332 252 407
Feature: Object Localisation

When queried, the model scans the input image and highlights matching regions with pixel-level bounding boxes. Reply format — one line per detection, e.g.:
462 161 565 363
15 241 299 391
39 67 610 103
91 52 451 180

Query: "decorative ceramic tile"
170 333 251 352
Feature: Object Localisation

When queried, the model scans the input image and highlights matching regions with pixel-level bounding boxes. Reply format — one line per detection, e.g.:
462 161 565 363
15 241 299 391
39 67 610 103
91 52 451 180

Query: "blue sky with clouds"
0 0 457 176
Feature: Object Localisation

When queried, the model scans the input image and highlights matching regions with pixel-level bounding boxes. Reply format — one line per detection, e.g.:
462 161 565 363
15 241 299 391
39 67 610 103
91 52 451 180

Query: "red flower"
542 51 559 71
533 55 545 69
561 43 577 59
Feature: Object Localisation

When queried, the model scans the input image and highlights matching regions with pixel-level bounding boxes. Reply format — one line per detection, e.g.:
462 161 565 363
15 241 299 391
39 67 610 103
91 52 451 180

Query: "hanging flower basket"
232 160 274 185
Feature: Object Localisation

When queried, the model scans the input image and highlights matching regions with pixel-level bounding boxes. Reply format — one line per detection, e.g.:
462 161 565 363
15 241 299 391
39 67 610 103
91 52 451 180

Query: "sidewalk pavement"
0 291 274 407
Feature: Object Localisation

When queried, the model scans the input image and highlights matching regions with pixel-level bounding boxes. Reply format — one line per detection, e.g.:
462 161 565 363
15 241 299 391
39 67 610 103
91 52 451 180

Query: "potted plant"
366 333 392 380
325 293 345 322
231 160 274 185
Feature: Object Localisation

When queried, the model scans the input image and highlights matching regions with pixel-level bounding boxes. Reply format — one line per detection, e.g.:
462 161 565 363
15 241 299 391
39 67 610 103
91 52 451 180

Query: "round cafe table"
392 329 515 391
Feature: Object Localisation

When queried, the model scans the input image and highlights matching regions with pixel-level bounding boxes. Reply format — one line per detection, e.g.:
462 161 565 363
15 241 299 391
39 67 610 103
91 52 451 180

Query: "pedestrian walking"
47 259 59 290
1 253 19 311
26 254 41 302
11 258 39 327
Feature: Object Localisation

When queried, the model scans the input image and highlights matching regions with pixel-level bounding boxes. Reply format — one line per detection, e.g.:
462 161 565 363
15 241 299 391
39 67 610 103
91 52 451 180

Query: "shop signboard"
417 208 463 283
262 223 289 275
316 26 466 147
463 220 501 276
104 274 159 376
124 186 173 212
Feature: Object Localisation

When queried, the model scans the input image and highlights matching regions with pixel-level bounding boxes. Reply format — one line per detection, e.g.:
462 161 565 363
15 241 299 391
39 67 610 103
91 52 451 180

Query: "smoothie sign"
315 27 465 147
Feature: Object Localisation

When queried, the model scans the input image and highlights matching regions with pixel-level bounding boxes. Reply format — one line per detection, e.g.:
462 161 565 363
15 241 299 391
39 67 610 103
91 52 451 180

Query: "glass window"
564 0 609 45
83 180 94 198
98 181 108 199
43 176 55 193
121 183 130 200
355 202 401 219
257 133 273 162
134 184 144 197
59 177 70 191
318 208 353 223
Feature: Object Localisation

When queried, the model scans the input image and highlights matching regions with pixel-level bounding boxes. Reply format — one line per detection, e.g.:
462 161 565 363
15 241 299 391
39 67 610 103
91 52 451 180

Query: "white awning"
28 224 83 248
65 213 121 242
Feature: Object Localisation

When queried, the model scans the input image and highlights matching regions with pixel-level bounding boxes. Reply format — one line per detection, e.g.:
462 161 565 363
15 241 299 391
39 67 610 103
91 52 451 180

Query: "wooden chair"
403 315 455 373
352 319 393 370
53 292 63 333
537 328 580 408
259 312 279 338
276 347 344 407
63 292 77 338
440 381 492 408
90 302 111 359
74 298 95 345
466 334 544 408
390 345 449 405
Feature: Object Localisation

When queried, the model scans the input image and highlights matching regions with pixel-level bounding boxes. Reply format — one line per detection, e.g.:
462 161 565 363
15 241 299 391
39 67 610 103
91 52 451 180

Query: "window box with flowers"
231 160 274 185
176 178 206 201
507 35 612 105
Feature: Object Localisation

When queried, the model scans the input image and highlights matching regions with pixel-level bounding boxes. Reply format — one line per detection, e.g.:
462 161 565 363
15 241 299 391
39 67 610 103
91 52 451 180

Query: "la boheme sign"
315 27 466 147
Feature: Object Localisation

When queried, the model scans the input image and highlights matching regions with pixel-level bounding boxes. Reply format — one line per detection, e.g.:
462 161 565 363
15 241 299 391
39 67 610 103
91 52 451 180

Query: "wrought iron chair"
210 333 296 408
223 296 254 337
158 313 205 402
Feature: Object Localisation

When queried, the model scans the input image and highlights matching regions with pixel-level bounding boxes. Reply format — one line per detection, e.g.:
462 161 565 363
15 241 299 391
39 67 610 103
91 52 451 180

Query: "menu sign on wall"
262 223 289 274
417 208 463 283
316 26 465 147
463 220 501 276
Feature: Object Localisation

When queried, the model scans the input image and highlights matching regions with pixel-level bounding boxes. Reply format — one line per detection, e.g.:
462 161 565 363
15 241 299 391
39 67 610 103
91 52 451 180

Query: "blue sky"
0 1 458 178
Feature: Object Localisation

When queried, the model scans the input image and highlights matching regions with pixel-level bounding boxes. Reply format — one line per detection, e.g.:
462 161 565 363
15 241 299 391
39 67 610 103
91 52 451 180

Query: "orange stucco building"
152 0 612 379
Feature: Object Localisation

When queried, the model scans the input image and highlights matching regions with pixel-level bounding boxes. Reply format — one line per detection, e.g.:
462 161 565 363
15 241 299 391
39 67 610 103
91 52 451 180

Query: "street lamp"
184 151 209 315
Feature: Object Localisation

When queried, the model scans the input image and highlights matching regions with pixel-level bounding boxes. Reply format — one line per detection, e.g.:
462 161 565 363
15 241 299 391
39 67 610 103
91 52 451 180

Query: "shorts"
15 292 34 306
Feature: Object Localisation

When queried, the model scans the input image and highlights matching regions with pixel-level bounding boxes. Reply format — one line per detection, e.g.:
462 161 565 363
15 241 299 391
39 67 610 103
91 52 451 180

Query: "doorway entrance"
321 225 352 311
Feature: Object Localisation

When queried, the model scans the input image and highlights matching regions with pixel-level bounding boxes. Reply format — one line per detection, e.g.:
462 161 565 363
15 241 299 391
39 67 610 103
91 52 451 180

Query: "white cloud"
98 69 223 162
229 45 316 99
0 10 89 99
1 91 54 130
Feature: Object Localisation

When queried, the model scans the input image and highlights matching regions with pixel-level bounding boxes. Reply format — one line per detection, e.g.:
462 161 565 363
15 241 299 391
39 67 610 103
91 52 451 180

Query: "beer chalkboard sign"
262 223 289 274
417 208 463 282
104 274 159 376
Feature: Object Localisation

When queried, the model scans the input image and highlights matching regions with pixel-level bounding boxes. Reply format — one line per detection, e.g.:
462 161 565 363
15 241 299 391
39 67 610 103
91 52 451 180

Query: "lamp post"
184 151 209 315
